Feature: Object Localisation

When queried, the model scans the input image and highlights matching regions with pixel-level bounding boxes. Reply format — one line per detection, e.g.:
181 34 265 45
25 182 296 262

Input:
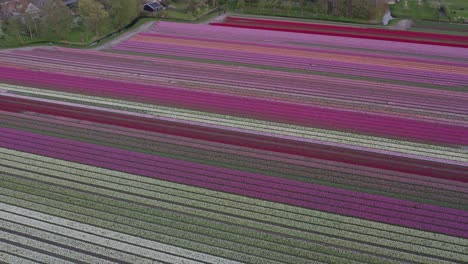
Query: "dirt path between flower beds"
0 45 56 54
390 19 414 30
95 21 156 51
204 14 229 24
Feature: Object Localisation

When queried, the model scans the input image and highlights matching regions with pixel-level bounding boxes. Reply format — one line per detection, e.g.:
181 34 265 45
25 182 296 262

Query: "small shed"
144 1 164 12
63 0 79 7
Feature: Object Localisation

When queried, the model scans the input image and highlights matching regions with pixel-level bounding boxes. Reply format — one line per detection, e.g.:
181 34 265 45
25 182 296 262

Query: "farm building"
144 0 164 12
0 0 43 18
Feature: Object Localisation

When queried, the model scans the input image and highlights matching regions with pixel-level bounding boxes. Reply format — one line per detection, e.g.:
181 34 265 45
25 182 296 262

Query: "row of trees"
1 0 140 43
235 0 387 21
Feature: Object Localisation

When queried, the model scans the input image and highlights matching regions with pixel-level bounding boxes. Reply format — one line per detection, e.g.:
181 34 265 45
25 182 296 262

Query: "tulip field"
0 18 467 263
211 16 468 48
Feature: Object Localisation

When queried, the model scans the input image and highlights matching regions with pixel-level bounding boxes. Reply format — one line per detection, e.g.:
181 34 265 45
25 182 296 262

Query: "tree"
5 17 24 43
257 0 266 10
236 0 245 9
281 0 293 15
79 0 108 37
39 0 73 40
22 13 36 40
332 0 338 15
109 0 139 30
186 0 207 15
351 0 369 19
299 0 307 16
336 0 347 16
346 0 352 17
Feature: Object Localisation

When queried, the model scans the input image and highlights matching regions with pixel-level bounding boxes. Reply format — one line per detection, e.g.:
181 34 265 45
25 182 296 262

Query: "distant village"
0 0 166 44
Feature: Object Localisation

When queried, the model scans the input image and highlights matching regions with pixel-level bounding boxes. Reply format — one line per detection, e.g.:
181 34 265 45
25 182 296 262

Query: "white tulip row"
1 147 467 263
2 83 466 164
0 203 237 264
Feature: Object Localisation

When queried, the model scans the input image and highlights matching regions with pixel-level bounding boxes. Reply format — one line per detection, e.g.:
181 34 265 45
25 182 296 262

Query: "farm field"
0 18 467 263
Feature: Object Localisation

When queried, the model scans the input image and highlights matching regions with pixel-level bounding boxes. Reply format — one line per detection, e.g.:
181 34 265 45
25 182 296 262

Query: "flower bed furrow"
1 107 465 191
2 113 465 210
1 68 467 146
210 21 468 48
136 32 468 68
1 133 468 239
149 22 468 58
1 97 466 183
0 250 39 264
1 19 466 263
0 203 242 264
113 41 468 87
0 184 353 264
3 52 467 125
0 230 113 264
2 90 465 163
0 176 391 263
0 240 75 264
1 90 465 163
1 174 465 264
0 218 214 264
2 148 467 248
1 129 467 224
2 118 467 210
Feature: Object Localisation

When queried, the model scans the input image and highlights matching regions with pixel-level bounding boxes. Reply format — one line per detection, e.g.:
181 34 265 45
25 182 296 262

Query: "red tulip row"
0 93 466 183
211 16 468 48
2 122 468 239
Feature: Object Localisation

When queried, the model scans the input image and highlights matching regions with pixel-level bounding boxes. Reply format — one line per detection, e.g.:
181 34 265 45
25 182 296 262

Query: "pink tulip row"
1 65 467 146
1 124 467 239
1 49 467 127
0 93 466 185
2 109 465 200
114 40 468 88
149 22 468 59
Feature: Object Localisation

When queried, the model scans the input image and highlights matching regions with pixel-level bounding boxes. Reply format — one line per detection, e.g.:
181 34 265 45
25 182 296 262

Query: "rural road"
95 21 156 51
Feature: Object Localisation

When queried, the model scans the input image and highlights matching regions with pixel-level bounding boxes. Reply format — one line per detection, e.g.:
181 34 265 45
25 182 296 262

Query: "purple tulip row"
114 40 468 88
4 49 467 118
1 65 468 146
149 22 468 60
1 125 468 239
4 91 466 185
40 47 468 100
1 66 466 147
3 49 466 126
139 31 468 69
3 110 466 200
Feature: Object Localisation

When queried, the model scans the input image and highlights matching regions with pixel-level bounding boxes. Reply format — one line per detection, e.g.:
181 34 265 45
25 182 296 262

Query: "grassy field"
0 24 113 48
390 0 468 22
390 0 442 21
230 2 385 25
443 0 468 21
